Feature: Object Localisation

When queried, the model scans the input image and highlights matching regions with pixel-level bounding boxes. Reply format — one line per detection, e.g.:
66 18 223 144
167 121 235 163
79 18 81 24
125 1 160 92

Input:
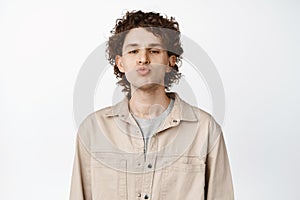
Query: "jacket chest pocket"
91 153 127 200
160 156 206 200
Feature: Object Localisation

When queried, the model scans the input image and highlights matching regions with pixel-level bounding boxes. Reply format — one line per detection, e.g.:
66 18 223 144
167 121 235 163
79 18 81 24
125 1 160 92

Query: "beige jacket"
70 93 234 200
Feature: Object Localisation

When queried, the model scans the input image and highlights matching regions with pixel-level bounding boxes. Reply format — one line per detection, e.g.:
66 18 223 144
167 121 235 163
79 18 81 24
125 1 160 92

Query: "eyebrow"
123 43 163 50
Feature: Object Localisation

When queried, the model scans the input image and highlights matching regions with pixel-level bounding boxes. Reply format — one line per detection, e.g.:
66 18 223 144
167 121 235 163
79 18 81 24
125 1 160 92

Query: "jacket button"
147 164 152 168
137 193 141 197
144 194 149 199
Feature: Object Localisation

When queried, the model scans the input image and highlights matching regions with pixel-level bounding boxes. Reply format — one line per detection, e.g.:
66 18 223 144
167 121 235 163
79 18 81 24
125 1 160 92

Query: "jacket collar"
104 92 197 123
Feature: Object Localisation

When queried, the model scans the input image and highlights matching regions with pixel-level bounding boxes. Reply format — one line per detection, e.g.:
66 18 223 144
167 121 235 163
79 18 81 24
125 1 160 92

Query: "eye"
128 49 139 54
149 49 160 54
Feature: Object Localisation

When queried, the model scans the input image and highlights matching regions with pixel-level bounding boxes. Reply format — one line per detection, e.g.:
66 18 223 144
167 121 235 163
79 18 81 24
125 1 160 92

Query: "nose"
137 50 150 65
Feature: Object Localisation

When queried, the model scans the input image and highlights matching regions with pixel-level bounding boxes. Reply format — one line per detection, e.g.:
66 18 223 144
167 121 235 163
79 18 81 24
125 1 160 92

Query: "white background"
1 0 299 199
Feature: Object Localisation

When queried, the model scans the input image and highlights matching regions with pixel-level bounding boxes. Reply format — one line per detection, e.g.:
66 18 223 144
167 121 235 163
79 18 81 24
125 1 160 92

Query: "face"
116 28 176 92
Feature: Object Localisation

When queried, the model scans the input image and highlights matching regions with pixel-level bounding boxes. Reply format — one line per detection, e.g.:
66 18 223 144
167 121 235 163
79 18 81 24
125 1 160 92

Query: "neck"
129 85 170 119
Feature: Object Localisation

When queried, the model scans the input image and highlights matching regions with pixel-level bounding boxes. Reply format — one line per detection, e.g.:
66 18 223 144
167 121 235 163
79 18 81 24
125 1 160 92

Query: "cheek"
151 64 167 76
124 69 138 82
152 58 169 69
122 60 134 72
123 57 136 67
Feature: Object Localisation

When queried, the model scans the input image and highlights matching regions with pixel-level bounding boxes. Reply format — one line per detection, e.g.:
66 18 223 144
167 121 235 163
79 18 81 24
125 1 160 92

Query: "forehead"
122 28 163 49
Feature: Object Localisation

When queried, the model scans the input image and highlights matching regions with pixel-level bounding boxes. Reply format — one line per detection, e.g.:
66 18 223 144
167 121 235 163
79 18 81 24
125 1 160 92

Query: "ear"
115 55 125 73
166 55 176 72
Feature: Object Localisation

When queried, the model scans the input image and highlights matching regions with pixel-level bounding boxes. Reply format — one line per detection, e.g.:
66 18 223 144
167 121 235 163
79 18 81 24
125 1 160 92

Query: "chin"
133 82 164 91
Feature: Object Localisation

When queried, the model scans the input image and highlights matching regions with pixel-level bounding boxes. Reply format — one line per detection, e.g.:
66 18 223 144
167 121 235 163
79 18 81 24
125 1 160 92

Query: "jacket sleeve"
205 117 234 200
69 135 92 200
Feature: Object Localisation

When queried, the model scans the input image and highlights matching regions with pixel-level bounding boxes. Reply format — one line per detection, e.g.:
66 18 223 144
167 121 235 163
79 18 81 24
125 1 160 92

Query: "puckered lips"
137 66 150 76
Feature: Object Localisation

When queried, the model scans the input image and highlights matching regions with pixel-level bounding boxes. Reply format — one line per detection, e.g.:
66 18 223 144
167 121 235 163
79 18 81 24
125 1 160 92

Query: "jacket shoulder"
190 105 223 153
75 105 114 146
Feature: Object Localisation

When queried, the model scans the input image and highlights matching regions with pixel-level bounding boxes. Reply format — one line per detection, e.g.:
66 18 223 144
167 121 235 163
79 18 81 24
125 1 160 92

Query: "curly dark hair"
106 10 184 98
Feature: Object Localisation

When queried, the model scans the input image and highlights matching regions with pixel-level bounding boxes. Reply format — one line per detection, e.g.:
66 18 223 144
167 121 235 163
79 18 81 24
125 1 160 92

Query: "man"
70 10 234 200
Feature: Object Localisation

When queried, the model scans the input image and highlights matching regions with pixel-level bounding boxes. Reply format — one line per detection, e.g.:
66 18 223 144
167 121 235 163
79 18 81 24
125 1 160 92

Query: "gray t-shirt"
131 98 175 153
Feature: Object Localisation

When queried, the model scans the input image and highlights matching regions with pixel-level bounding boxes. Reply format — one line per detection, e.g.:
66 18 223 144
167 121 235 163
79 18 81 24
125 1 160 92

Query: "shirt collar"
104 92 197 123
